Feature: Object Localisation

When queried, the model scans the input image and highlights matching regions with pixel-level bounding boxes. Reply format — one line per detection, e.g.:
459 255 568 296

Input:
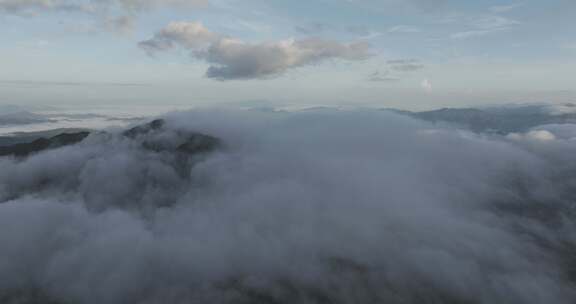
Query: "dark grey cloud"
2 109 576 303
140 21 372 80
367 59 424 82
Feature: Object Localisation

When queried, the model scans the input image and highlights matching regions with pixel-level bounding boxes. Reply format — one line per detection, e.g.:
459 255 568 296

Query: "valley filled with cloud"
1 105 576 303
1 0 575 303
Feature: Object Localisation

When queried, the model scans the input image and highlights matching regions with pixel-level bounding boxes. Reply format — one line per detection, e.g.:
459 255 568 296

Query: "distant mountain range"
0 111 55 126
0 128 90 146
393 103 576 134
0 131 90 157
0 119 220 158
1 103 576 158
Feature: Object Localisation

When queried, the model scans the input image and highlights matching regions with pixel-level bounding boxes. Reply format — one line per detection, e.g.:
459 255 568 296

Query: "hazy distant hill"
0 131 90 157
394 103 576 134
0 104 59 114
0 128 90 146
0 119 220 158
0 111 54 126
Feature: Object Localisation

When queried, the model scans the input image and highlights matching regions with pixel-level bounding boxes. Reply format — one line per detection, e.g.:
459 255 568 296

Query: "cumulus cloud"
2 109 576 303
545 103 576 115
139 21 220 53
508 129 557 141
140 21 372 80
531 124 576 140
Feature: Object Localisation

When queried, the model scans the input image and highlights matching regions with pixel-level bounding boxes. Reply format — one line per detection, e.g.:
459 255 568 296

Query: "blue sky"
0 0 574 109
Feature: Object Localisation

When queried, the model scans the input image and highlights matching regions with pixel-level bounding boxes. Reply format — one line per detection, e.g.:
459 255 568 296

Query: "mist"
2 109 576 304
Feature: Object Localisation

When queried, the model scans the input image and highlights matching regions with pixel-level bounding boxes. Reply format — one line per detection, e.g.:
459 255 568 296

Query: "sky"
0 0 574 110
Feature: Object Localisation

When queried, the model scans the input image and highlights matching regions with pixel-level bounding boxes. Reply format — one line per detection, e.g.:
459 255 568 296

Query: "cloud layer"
2 109 576 303
140 21 372 80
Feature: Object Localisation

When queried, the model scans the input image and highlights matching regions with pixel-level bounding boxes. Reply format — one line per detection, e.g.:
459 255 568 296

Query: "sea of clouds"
0 104 192 135
1 108 576 303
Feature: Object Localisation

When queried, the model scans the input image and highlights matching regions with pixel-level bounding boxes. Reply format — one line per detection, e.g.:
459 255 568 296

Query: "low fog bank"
0 111 54 126
0 104 161 136
2 109 576 303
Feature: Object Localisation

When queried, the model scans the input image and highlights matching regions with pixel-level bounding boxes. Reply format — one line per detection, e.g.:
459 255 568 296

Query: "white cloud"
451 15 520 40
450 30 492 40
473 15 520 30
140 21 372 80
139 21 220 53
421 78 432 92
489 3 523 13
0 0 208 14
544 103 576 115
0 0 208 32
508 130 557 141
387 25 421 33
